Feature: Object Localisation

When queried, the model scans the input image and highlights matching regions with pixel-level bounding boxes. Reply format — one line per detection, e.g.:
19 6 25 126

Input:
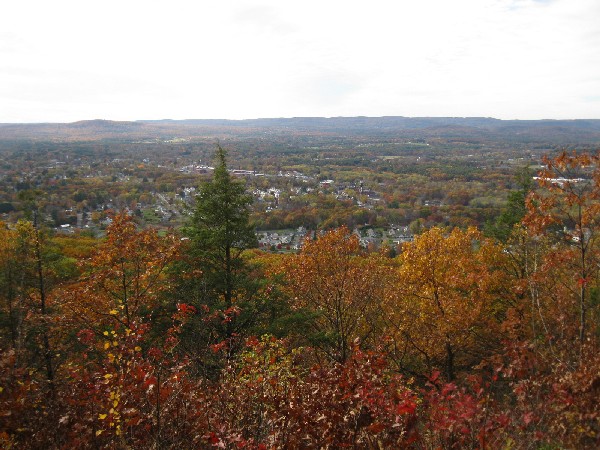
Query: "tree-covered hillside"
1 149 599 448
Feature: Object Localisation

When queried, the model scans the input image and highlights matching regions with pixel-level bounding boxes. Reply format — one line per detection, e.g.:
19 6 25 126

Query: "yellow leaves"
96 430 103 436
134 346 142 352
98 413 107 420
385 226 510 375
109 309 118 315
104 342 110 350
104 374 112 379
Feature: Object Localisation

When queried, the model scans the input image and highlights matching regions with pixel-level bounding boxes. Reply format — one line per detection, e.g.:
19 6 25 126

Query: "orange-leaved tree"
524 150 600 353
64 212 180 331
53 213 201 448
279 227 390 362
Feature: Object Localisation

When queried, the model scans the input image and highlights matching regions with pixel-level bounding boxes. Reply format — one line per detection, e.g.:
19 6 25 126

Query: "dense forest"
1 121 600 448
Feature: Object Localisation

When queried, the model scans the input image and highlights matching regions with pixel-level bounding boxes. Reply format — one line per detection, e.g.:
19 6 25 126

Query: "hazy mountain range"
1 117 600 147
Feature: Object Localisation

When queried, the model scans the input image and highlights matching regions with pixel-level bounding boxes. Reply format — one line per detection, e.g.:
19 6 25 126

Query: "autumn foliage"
385 227 511 381
279 227 390 362
2 152 600 448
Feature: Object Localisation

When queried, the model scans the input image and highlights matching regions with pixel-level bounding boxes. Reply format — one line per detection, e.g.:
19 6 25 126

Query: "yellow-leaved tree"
385 227 509 380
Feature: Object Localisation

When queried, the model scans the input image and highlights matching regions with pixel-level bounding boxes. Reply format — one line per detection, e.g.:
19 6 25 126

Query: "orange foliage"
280 227 390 362
524 150 600 353
62 213 180 330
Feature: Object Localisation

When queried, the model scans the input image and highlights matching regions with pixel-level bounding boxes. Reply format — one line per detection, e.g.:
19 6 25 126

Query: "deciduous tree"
524 150 600 353
64 212 180 331
280 227 389 362
386 227 509 380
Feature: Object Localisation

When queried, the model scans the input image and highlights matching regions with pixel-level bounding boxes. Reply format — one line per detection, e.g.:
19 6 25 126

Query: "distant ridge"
69 119 141 128
2 116 600 131
137 116 600 131
1 116 600 146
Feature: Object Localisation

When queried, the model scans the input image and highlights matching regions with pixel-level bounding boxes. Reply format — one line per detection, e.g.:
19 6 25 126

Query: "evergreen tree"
184 145 258 344
485 166 533 242
188 145 257 302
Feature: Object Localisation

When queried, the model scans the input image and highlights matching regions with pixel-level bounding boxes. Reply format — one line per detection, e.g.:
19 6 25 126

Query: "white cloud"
0 0 598 121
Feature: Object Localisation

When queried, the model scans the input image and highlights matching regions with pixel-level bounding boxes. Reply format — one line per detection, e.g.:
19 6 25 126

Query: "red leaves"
147 347 163 359
204 431 222 446
76 328 95 345
522 411 535 427
211 339 419 448
210 341 228 354
176 303 196 315
245 336 260 348
366 422 386 433
396 402 416 416
143 375 158 390
222 306 241 323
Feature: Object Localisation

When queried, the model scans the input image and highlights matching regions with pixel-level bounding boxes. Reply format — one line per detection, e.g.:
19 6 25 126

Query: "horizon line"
2 115 600 125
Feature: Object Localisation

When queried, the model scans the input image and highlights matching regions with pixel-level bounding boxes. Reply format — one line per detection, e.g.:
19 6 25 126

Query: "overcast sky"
1 0 599 122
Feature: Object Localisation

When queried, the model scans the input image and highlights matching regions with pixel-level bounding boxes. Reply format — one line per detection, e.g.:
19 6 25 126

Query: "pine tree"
485 166 533 242
185 145 257 342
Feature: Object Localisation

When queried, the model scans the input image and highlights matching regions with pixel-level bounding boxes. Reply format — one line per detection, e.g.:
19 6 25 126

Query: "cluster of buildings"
257 227 309 251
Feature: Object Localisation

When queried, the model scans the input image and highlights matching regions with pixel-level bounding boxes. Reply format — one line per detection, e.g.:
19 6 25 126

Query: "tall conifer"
186 145 257 340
